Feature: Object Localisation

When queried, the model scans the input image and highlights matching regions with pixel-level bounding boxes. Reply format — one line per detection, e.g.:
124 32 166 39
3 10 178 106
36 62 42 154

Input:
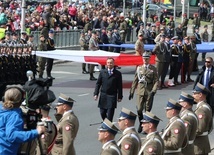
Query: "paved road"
47 52 214 154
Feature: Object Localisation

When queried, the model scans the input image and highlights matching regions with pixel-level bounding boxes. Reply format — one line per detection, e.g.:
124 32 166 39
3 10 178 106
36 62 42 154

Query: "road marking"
52 71 79 75
78 93 90 96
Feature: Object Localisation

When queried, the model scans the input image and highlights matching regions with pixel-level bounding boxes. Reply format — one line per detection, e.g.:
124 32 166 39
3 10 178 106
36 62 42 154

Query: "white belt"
198 131 208 136
172 54 178 57
188 140 194 144
164 148 181 153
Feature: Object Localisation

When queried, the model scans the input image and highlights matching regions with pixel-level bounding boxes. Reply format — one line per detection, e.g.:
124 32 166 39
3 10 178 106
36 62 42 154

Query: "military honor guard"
51 93 79 155
129 52 158 133
192 13 201 33
181 13 189 37
38 34 47 78
189 35 197 80
152 34 170 89
138 111 164 155
98 118 122 155
192 83 213 155
161 99 187 155
117 108 141 155
200 25 209 61
178 92 198 155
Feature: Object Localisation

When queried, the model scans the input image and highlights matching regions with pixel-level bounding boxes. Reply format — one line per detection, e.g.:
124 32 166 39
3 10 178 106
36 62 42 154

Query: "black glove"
128 93 133 100
150 91 155 96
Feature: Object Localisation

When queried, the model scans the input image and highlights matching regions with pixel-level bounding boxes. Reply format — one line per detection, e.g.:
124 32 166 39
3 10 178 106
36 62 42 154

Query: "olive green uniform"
135 39 144 56
38 40 47 78
101 140 122 155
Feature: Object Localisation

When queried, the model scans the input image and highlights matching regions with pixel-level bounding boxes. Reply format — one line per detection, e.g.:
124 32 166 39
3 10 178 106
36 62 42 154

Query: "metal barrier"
31 29 137 48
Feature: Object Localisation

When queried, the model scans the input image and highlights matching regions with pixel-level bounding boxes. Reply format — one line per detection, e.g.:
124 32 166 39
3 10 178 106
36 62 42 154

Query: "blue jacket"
0 103 39 155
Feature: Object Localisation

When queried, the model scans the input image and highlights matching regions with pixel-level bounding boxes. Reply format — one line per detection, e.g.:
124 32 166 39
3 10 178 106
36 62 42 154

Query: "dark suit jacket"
94 68 123 109
194 65 214 107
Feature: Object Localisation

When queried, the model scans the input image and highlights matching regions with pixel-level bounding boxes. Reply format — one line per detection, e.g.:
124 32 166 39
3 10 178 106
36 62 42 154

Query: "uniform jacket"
135 39 144 56
89 37 99 51
94 68 123 109
79 36 89 50
130 64 158 96
201 30 209 42
138 131 164 155
179 108 198 155
51 111 79 155
161 116 187 155
153 41 171 63
194 65 214 107
46 37 55 50
117 127 141 155
101 140 122 155
36 117 57 155
194 101 213 154
0 104 39 155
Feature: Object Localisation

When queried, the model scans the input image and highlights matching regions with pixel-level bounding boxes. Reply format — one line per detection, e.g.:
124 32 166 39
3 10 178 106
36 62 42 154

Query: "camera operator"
0 86 45 155
36 104 57 155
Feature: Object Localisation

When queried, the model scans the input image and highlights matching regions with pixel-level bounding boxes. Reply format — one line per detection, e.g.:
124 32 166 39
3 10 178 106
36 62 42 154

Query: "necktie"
108 69 111 76
205 69 210 88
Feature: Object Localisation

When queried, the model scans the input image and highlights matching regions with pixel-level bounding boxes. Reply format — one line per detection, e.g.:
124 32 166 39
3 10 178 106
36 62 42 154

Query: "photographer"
0 86 45 155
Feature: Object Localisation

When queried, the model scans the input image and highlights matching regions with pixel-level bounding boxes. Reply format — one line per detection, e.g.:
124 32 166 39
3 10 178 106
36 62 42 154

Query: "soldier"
107 15 116 30
98 118 122 155
175 24 183 40
188 36 197 81
178 92 198 155
200 25 209 61
46 30 56 79
193 27 201 71
38 34 47 78
181 13 189 37
150 24 156 44
119 14 127 45
20 31 28 44
161 99 187 155
117 107 141 155
139 111 164 155
211 14 214 41
192 13 201 33
79 31 89 74
51 93 79 155
154 28 165 43
89 30 99 81
3 31 11 44
181 37 191 83
192 83 213 155
152 34 170 89
84 17 92 33
135 33 144 56
129 52 159 133
36 104 57 155
10 32 19 45
168 36 181 87
144 23 153 44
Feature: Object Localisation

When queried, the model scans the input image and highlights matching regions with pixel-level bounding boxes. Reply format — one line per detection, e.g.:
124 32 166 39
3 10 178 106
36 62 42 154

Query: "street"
48 52 214 154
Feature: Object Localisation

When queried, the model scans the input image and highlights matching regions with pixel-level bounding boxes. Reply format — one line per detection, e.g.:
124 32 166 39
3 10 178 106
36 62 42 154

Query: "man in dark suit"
94 57 123 121
194 57 214 115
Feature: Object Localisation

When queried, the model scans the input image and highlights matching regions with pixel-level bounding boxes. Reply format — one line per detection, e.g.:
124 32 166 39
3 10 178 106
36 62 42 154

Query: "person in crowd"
175 23 183 40
117 107 141 155
192 83 213 155
38 34 47 78
194 57 214 115
98 118 122 155
51 93 79 155
0 85 45 154
129 52 158 133
138 111 164 155
181 13 189 37
200 25 209 61
135 33 144 56
192 13 201 33
94 57 123 122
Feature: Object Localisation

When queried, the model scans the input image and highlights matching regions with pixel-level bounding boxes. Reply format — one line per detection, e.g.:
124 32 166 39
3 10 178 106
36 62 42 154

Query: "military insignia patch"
65 125 71 131
198 114 203 119
148 147 153 153
124 144 130 150
174 129 179 134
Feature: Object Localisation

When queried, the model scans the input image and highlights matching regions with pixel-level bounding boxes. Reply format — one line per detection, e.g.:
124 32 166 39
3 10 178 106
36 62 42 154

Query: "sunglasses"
205 61 211 63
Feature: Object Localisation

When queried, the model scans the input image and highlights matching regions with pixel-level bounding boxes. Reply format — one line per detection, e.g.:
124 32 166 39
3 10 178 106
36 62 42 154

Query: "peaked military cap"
141 111 162 125
56 93 75 107
193 83 210 95
138 33 143 37
98 118 119 135
165 98 182 110
142 52 151 58
118 107 137 120
171 36 179 40
178 91 195 104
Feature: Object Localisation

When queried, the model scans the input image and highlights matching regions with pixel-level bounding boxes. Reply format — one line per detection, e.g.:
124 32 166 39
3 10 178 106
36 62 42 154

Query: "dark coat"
194 65 214 107
94 68 123 109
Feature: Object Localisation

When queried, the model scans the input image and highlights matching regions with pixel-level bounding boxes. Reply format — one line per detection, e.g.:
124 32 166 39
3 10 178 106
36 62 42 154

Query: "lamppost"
21 0 26 32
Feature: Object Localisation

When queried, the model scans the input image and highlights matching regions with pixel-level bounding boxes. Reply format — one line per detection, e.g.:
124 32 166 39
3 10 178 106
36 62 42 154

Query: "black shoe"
187 78 194 82
90 77 97 81
48 76 55 80
138 124 142 133
82 71 89 74
174 82 181 85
